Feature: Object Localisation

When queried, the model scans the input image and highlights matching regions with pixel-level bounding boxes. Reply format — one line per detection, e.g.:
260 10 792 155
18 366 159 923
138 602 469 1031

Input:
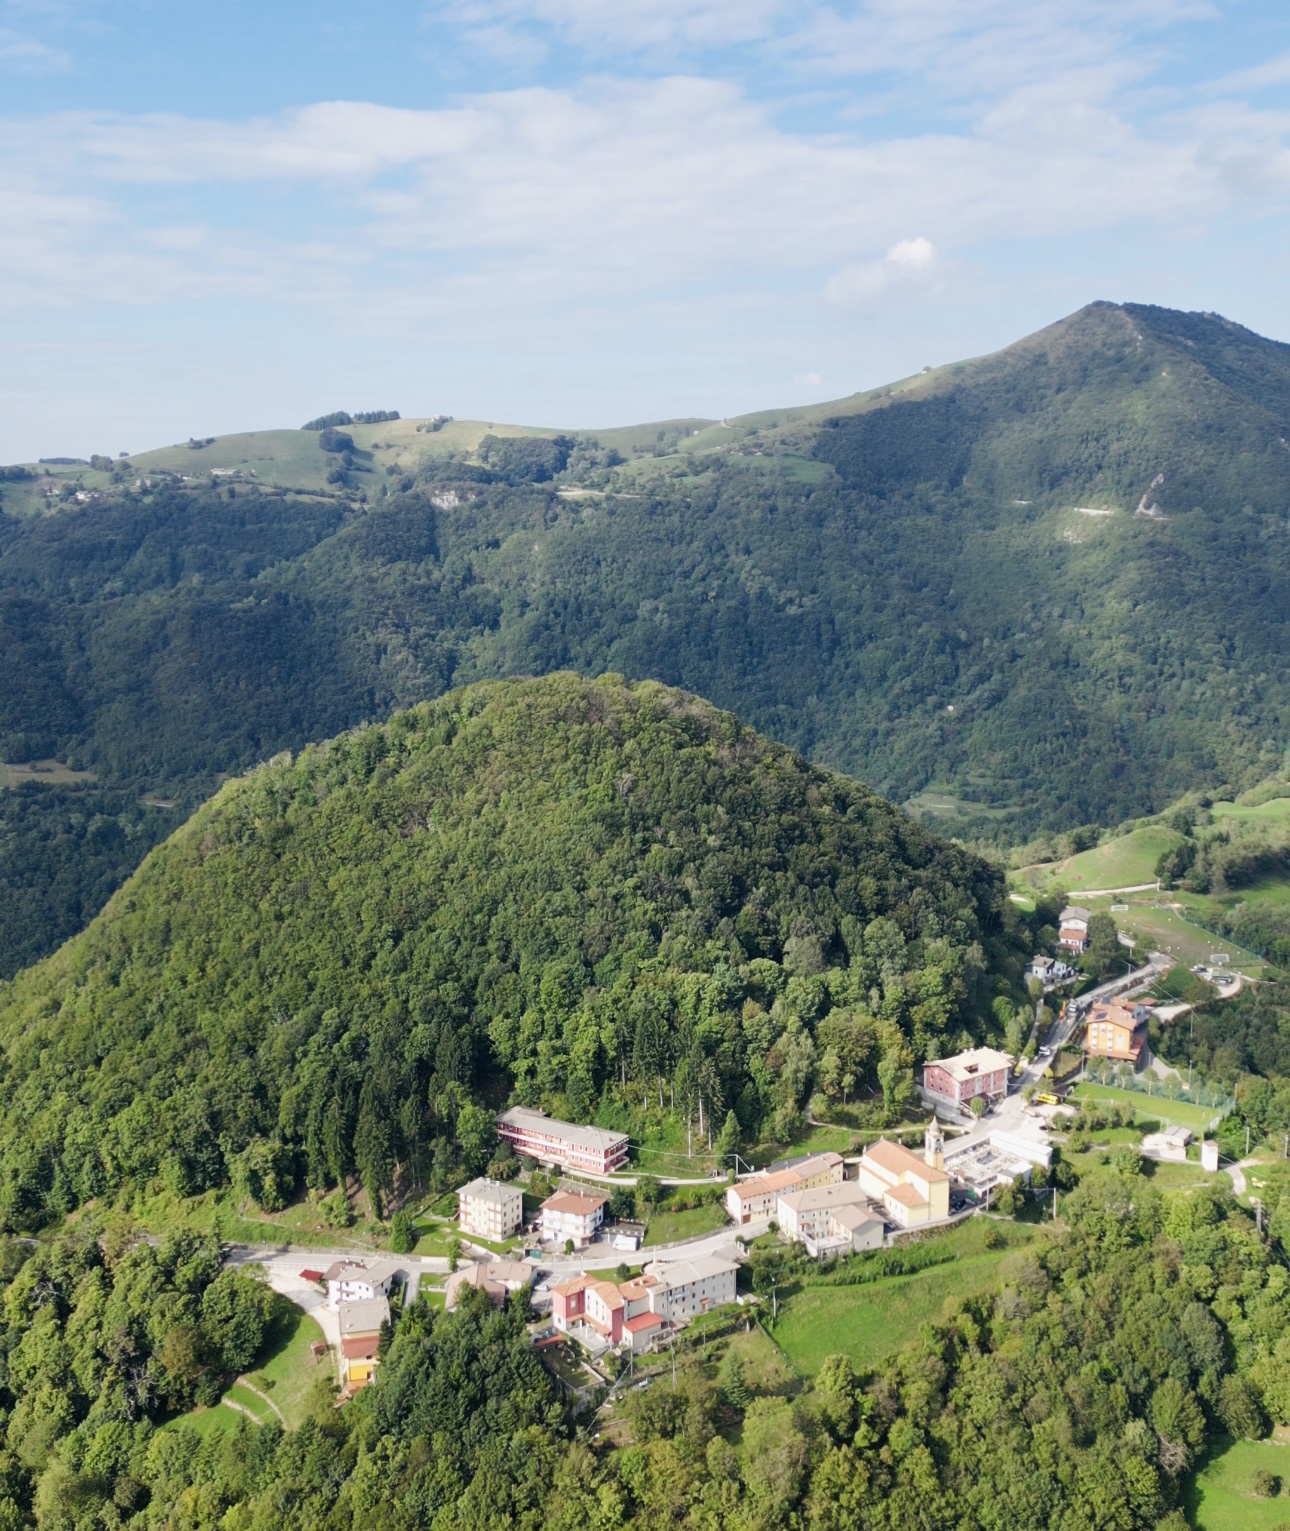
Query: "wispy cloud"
0 24 66 70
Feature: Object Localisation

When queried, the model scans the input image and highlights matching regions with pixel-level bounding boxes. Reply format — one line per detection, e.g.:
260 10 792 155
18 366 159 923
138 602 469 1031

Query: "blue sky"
1 0 1288 458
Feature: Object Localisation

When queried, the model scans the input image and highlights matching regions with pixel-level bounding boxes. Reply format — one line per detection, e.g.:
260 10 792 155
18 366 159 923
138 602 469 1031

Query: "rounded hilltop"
0 670 1023 1231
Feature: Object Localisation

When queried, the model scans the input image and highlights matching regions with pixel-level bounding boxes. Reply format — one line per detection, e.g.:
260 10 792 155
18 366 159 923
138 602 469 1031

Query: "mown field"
1185 1436 1290 1529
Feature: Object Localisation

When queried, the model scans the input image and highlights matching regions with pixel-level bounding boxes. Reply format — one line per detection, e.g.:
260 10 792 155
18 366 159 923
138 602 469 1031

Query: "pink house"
922 1047 1012 1110
550 1273 664 1352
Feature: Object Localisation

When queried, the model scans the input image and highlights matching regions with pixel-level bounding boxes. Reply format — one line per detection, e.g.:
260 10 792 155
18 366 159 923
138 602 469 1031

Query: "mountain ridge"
1 299 1288 971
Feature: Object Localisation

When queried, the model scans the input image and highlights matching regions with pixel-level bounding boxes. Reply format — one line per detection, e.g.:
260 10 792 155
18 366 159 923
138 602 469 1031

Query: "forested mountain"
3 300 1290 969
0 673 1022 1231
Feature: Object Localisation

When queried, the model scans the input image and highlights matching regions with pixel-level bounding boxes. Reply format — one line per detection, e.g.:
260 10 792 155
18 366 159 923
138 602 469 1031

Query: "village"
264 915 1238 1410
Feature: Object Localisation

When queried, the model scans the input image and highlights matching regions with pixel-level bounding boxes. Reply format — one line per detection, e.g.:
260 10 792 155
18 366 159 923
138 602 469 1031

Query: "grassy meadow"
1185 1436 1290 1530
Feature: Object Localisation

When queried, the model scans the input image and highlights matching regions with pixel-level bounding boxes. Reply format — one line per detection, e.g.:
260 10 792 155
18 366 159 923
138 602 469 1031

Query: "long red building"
496 1106 630 1174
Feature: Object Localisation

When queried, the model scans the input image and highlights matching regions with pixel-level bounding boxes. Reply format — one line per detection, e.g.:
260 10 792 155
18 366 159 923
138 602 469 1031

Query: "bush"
389 1210 416 1254
1252 1469 1280 1498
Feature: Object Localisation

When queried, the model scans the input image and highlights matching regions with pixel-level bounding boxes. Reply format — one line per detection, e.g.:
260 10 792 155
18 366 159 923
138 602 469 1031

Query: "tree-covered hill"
0 672 1022 1230
2 300 1290 969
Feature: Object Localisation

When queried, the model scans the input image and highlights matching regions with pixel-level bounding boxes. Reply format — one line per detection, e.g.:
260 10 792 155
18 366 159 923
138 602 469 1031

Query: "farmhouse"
724 1151 844 1224
496 1106 630 1174
540 1188 609 1249
857 1122 950 1227
922 1047 1013 1111
1084 999 1149 1066
1058 906 1092 953
338 1297 389 1392
456 1176 524 1240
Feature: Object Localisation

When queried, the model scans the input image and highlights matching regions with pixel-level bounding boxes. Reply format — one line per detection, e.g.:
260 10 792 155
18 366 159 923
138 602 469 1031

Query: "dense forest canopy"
0 673 1022 1230
2 301 1290 968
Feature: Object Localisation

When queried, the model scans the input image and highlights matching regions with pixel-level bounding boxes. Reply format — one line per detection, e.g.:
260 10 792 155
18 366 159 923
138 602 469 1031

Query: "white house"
724 1151 844 1224
643 1255 739 1322
323 1258 405 1311
457 1176 524 1240
540 1189 608 1249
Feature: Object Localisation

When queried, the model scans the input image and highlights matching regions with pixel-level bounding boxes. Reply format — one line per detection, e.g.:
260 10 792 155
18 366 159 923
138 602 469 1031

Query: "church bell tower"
924 1113 944 1170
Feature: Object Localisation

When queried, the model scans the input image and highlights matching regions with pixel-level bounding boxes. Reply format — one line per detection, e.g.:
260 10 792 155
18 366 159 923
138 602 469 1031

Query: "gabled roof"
497 1106 629 1153
776 1181 872 1214
863 1138 949 1184
1060 906 1092 923
625 1312 664 1333
830 1202 884 1231
586 1280 625 1311
883 1183 927 1208
457 1176 521 1205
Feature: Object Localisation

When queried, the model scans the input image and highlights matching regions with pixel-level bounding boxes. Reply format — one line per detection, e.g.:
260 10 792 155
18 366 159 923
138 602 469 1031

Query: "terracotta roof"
732 1167 802 1201
299 1269 324 1284
617 1276 659 1300
550 1275 594 1298
342 1336 379 1359
883 1183 927 1208
587 1279 625 1311
625 1312 664 1333
863 1139 949 1184
541 1190 609 1216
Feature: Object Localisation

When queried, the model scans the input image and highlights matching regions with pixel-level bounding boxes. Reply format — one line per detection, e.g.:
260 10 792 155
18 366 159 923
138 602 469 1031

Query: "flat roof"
924 1047 1014 1083
497 1106 629 1153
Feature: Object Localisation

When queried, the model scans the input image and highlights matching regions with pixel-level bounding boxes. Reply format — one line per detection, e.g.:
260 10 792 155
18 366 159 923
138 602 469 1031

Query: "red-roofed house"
540 1189 609 1249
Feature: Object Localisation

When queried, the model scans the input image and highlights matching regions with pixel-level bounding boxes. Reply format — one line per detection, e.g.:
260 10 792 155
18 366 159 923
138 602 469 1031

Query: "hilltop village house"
1058 906 1092 953
338 1297 389 1392
774 1182 885 1257
724 1152 844 1224
540 1189 609 1249
550 1254 738 1353
323 1258 404 1310
457 1176 524 1240
1084 999 1150 1067
922 1047 1013 1113
496 1106 630 1174
445 1259 535 1310
856 1121 951 1227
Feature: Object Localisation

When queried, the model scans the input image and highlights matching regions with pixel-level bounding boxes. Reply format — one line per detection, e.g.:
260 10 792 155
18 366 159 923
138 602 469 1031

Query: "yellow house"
857 1127 950 1227
339 1297 389 1392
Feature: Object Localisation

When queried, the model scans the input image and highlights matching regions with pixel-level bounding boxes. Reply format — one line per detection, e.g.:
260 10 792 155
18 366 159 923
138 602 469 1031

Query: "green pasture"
244 1307 331 1428
1015 824 1181 895
1115 903 1270 975
771 1222 1036 1376
1185 1436 1290 1529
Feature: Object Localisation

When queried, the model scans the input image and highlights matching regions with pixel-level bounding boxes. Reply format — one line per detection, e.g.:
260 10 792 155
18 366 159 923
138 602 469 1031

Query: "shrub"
1252 1469 1279 1498
389 1210 416 1254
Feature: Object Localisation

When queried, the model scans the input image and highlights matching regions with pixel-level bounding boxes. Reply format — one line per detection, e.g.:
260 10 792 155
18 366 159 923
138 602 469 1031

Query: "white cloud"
825 236 940 305
0 24 66 70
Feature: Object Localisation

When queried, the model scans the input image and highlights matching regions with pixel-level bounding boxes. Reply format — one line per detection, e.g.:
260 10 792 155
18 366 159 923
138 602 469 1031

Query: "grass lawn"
1014 825 1182 895
1070 1082 1223 1134
719 1326 797 1397
772 1222 1036 1376
1185 1437 1290 1529
1114 903 1271 976
644 1202 730 1246
245 1307 330 1428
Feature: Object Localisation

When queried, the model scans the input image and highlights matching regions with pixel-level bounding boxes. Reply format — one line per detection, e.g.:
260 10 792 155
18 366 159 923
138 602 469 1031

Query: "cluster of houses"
549 1254 739 1355
298 1258 409 1393
456 1174 614 1251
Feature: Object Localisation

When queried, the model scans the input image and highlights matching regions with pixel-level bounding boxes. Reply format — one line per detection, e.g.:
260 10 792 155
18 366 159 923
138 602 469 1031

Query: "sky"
0 0 1288 458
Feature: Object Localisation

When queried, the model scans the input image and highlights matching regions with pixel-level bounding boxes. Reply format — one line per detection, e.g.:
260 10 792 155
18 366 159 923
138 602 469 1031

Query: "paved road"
941 954 1173 1154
